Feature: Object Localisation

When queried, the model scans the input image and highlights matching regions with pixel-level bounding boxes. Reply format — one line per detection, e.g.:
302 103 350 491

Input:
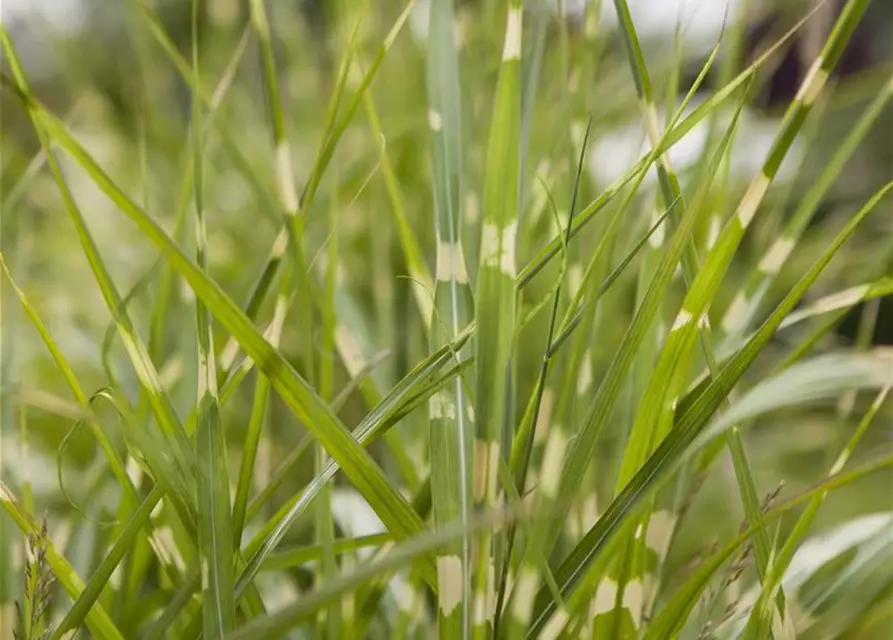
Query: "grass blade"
190 3 236 635
427 0 476 635
472 2 523 633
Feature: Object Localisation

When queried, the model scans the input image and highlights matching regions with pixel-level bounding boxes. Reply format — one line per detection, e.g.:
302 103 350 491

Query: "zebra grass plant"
0 0 891 638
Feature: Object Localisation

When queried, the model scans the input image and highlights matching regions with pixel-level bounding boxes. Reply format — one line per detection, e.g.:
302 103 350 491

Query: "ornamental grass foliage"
0 0 892 638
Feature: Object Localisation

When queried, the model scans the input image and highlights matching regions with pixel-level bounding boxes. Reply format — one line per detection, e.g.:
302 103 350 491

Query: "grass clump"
0 0 891 638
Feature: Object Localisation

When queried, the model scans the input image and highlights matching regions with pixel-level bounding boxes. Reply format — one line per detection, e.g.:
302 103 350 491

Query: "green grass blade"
231 268 291 546
235 328 471 588
131 0 407 394
317 169 340 637
0 255 138 509
190 3 236 634
220 1 415 382
246 0 321 391
780 278 893 331
427 0 476 634
537 346 893 638
260 533 394 572
604 3 790 630
472 2 523 633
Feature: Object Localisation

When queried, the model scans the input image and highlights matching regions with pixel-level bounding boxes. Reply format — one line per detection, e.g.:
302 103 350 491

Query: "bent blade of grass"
473 2 524 633
0 254 138 510
3 81 438 589
784 521 893 638
779 278 893 332
734 514 893 638
526 178 893 635
87 389 201 580
427 0 476 634
689 351 893 454
253 356 473 635
839 577 893 639
681 277 893 408
241 349 392 525
92 199 242 620
190 3 236 635
4 265 155 628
